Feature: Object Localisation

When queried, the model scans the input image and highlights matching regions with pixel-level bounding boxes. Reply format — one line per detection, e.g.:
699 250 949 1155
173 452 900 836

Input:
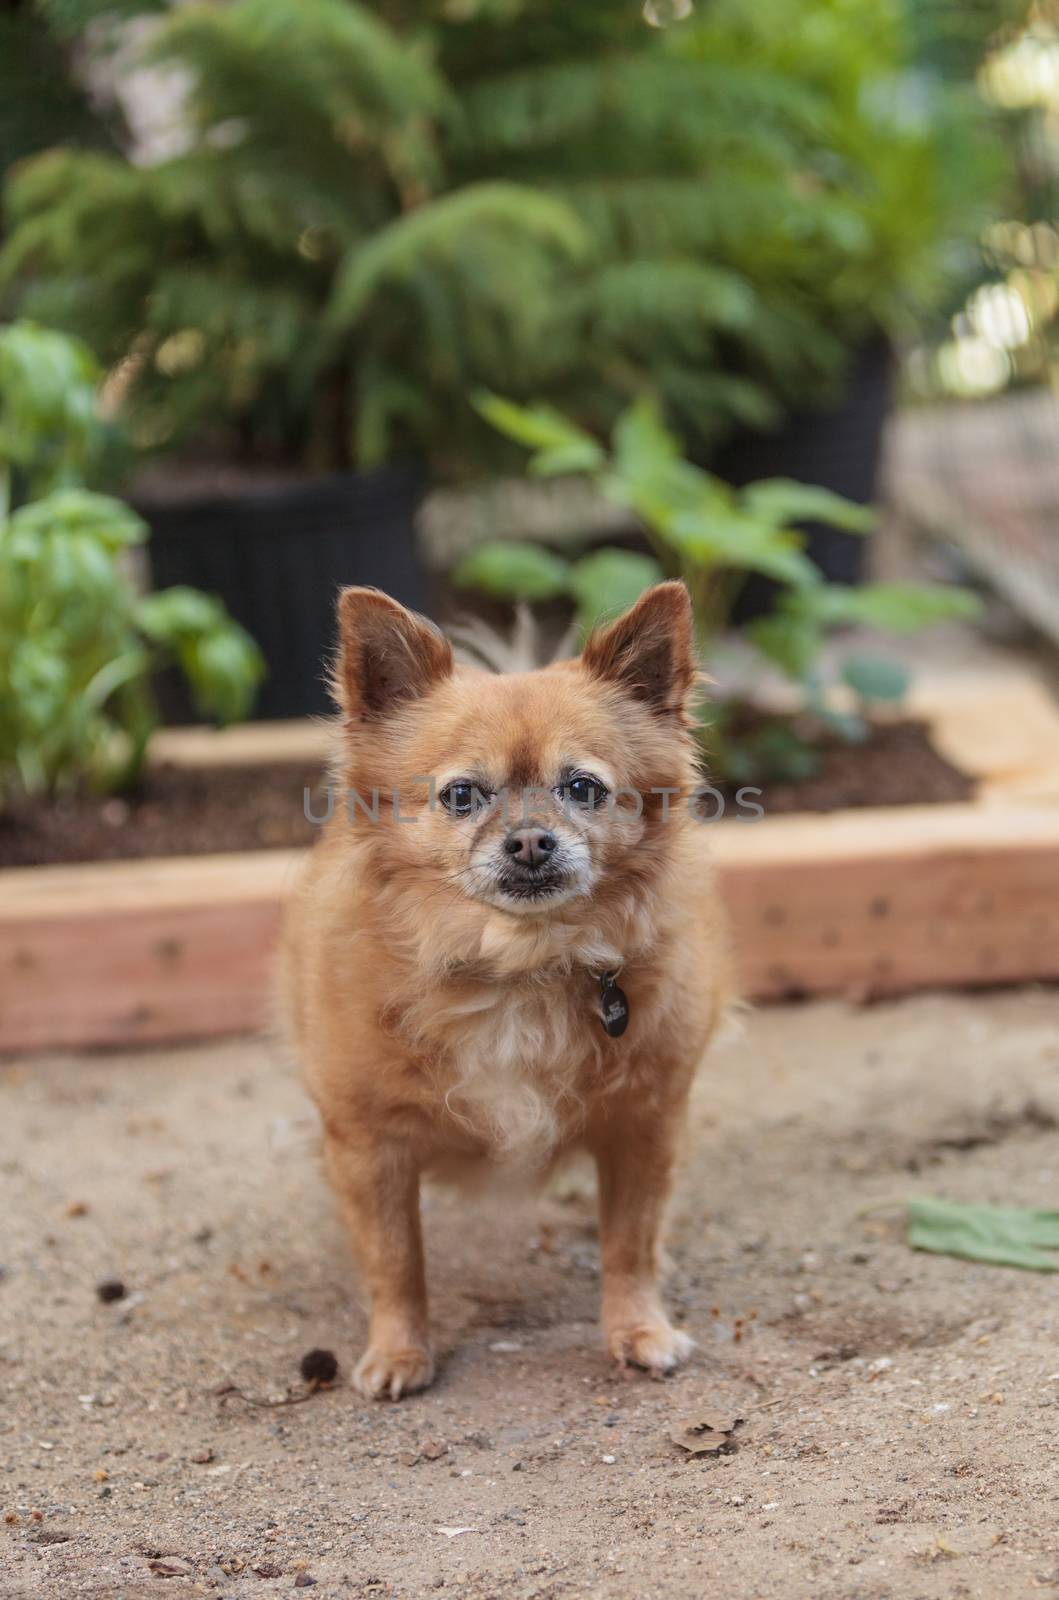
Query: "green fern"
2 0 1003 474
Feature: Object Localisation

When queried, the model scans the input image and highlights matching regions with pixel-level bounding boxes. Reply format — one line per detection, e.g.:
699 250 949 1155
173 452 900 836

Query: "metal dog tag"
598 972 630 1038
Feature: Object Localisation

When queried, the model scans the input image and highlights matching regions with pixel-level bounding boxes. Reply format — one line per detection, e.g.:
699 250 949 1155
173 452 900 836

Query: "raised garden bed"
2 671 1059 1054
0 717 970 870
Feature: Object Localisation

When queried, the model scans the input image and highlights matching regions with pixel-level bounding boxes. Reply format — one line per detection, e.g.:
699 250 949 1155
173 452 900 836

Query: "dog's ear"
332 587 453 721
580 581 696 717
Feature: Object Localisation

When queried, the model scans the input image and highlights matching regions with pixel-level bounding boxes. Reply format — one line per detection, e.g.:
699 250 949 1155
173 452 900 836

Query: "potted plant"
2 0 999 714
674 0 1006 588
452 393 979 784
0 321 262 797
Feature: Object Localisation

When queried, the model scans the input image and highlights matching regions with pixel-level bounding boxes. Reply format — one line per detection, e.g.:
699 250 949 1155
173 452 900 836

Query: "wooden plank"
150 720 331 768
711 805 1059 1001
0 852 304 1052
3 805 1059 1052
0 849 303 919
0 897 283 1053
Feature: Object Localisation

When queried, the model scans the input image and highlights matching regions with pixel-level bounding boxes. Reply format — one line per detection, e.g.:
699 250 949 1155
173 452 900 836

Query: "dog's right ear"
332 587 453 722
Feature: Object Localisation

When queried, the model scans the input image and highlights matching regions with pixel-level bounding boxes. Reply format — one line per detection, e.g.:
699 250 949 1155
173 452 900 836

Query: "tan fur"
282 582 731 1398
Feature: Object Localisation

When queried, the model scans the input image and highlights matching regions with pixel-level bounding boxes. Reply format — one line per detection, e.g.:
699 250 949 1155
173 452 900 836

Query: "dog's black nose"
503 827 558 868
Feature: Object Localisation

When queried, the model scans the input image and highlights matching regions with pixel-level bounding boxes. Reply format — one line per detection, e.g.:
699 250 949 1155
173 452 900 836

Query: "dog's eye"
440 781 486 818
562 775 608 808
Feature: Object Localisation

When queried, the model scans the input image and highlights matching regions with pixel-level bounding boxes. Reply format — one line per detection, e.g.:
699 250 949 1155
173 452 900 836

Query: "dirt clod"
298 1347 338 1386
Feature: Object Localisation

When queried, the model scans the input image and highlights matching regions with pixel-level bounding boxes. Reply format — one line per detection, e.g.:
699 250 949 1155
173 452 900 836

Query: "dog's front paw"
354 1341 434 1401
606 1317 694 1376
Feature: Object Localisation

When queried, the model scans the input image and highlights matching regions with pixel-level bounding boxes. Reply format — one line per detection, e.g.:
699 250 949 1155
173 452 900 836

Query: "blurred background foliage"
0 320 263 798
0 0 1027 478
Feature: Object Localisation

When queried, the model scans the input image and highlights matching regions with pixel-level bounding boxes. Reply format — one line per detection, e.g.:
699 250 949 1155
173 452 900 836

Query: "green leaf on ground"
908 1196 1059 1272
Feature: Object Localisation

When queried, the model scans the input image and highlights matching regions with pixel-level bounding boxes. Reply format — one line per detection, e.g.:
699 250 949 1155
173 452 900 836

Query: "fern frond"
328 182 587 328
454 56 825 168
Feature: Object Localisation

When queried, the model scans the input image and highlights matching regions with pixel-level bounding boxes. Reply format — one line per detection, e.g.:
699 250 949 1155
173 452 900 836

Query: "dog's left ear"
580 580 696 717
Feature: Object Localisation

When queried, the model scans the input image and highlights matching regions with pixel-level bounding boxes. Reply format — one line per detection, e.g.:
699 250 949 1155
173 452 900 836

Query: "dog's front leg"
591 1110 694 1376
324 1134 434 1400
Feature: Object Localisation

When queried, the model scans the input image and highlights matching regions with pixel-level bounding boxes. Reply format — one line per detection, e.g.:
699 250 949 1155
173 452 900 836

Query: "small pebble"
96 1279 126 1305
601 1454 616 1465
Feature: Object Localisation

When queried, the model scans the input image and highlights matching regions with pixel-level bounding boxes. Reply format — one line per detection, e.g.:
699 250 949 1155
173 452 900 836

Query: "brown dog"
283 580 730 1398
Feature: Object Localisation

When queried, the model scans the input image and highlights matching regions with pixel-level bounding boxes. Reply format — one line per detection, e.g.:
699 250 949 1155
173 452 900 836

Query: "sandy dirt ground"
3 987 1059 1600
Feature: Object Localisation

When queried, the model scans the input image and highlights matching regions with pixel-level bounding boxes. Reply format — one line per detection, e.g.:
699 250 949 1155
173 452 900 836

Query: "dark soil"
720 716 975 817
0 762 323 869
0 720 972 869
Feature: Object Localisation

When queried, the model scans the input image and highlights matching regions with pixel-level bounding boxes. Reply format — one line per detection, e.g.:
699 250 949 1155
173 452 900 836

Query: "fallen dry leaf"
669 1412 744 1456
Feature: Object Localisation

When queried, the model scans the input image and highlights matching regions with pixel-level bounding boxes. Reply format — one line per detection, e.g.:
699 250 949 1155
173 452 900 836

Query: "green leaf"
568 547 664 636
741 479 876 534
0 321 104 497
136 585 227 643
181 627 264 724
473 393 604 474
528 441 607 478
452 540 572 602
669 510 821 588
10 489 146 549
810 582 982 633
908 1197 1059 1272
841 652 911 704
745 612 820 680
611 394 681 477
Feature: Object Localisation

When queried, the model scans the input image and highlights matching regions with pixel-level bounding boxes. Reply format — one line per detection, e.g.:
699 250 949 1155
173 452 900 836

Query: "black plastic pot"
713 338 893 617
143 464 427 721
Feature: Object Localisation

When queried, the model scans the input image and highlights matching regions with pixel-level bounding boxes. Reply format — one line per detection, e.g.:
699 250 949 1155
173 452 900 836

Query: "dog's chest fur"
398 968 612 1167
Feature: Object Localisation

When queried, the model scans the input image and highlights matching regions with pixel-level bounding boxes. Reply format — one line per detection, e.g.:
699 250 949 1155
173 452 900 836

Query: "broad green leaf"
0 321 104 496
137 585 228 643
669 510 821 588
611 394 681 477
10 489 146 549
841 652 911 704
474 392 604 470
604 458 726 535
182 626 264 723
453 540 571 602
528 440 608 478
568 548 664 635
810 582 981 633
741 478 876 533
908 1196 1059 1272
